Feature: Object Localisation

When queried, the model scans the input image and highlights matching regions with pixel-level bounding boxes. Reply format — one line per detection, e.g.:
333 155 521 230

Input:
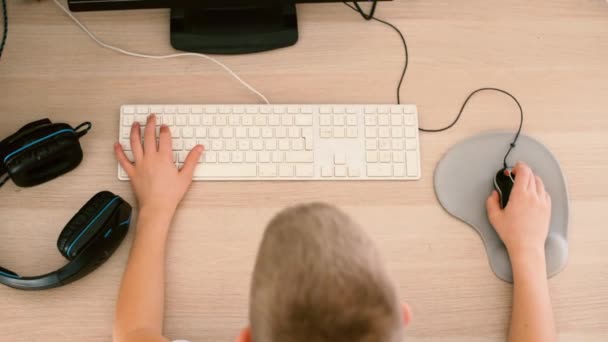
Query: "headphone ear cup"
57 191 117 260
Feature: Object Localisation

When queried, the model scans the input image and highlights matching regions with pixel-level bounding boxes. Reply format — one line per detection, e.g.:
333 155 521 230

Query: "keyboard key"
218 152 230 163
333 115 345 126
286 152 314 163
122 116 134 126
176 115 189 126
296 165 314 177
334 153 346 165
391 127 403 138
209 127 220 138
406 151 419 177
232 151 244 163
391 115 403 125
163 115 175 126
393 151 405 163
296 115 313 126
379 139 391 150
272 151 283 162
276 127 287 138
123 106 135 114
255 115 267 126
406 138 418 150
279 140 290 150
334 165 346 177
394 164 406 177
238 140 250 150
348 167 360 177
137 106 149 114
392 139 404 150
269 115 281 126
252 140 264 151
320 116 332 126
194 164 257 178
182 127 194 138
366 140 378 150
380 151 392 162
334 127 345 138
288 127 300 138
378 115 390 125
321 166 333 177
367 151 378 162
282 115 294 125
259 164 277 177
235 127 247 138
245 152 257 163
346 115 358 126
195 127 206 138
259 151 271 163
279 164 294 177
365 127 377 138
184 139 196 150
178 106 190 114
229 115 240 126
202 115 213 126
404 115 416 126
191 106 203 114
367 164 392 177
225 140 237 151
242 115 253 126
262 127 273 138
205 152 217 163
405 127 417 138
249 127 261 138
379 127 390 138
365 115 377 126
172 140 183 150
347 127 358 138
212 140 223 151
265 139 277 150
320 127 333 138
291 139 304 150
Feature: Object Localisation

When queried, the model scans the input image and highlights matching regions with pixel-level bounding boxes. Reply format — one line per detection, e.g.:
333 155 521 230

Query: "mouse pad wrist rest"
433 132 569 283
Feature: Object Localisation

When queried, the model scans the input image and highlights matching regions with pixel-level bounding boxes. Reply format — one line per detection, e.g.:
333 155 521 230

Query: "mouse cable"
50 0 270 104
344 1 524 168
0 0 7 60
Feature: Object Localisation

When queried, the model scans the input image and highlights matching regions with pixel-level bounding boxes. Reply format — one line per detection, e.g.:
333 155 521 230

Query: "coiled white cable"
52 0 271 104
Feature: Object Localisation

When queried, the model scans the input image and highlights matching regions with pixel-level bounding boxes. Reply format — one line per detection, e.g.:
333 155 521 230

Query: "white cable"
52 0 271 104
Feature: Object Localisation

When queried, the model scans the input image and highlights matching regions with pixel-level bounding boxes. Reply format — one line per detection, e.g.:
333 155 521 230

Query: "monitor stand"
170 1 298 55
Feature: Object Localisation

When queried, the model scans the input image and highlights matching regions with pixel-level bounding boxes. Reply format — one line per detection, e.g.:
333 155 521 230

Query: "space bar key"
194 164 258 178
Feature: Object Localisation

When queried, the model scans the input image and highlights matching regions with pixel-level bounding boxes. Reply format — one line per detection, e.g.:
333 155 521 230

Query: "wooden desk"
1 0 607 341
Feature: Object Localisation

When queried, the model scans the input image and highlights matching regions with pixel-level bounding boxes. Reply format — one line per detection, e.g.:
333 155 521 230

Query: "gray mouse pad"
433 132 569 282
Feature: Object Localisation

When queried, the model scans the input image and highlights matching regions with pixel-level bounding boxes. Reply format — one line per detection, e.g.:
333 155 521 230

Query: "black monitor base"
170 1 298 55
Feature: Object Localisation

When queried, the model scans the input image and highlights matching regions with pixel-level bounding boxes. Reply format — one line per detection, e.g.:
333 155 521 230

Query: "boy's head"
237 203 411 342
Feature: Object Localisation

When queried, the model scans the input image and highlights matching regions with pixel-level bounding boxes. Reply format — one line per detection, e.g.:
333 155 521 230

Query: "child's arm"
486 162 557 342
112 114 203 342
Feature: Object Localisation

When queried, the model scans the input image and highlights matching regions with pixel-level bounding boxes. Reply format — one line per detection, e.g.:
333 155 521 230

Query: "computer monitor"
67 0 391 54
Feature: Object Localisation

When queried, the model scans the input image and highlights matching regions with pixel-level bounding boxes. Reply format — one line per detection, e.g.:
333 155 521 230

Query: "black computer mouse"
493 168 515 209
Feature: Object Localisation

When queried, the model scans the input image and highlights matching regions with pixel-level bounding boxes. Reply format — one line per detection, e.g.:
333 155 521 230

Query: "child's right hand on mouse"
486 162 552 258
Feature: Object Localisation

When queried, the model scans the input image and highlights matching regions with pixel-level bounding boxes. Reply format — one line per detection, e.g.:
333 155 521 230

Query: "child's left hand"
114 114 204 216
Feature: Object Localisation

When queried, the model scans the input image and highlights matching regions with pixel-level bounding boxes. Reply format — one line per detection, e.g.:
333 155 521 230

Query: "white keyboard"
118 104 421 181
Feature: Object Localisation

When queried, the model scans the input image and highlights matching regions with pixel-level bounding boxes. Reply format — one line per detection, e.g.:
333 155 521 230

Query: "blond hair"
249 203 403 342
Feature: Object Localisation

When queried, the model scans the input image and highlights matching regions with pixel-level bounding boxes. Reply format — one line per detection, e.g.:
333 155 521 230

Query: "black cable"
419 88 524 168
344 1 408 105
0 0 6 60
344 1 524 168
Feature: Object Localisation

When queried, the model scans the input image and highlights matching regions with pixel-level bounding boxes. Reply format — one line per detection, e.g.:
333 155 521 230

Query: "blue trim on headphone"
103 228 113 239
119 218 131 226
66 196 120 257
3 129 75 163
0 270 21 279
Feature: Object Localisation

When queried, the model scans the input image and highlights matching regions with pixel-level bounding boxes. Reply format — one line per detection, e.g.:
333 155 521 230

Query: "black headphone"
0 119 132 290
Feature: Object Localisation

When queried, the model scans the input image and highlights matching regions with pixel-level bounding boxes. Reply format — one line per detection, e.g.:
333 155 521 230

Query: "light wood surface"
1 0 607 341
